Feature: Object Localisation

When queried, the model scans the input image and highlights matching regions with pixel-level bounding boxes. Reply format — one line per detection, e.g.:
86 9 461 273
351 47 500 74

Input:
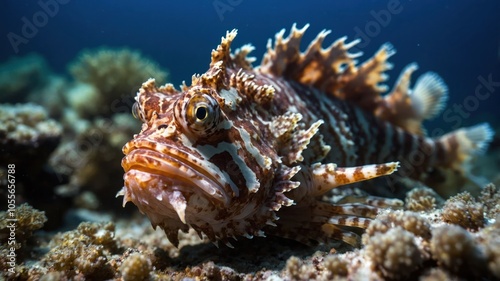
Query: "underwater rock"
68 47 168 118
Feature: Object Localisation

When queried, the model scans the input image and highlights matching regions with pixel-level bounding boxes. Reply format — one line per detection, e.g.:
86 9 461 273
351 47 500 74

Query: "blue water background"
1 0 499 128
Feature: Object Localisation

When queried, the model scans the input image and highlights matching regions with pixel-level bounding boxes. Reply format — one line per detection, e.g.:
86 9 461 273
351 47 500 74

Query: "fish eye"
174 92 222 137
187 94 217 126
195 105 208 121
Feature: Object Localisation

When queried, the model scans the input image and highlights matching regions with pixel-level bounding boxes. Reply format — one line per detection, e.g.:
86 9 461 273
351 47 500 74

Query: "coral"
0 103 61 168
0 204 46 273
430 225 487 277
68 47 168 118
285 256 316 280
0 53 50 103
120 252 152 281
478 183 500 218
185 261 241 280
50 113 141 210
42 221 116 279
441 191 484 230
0 103 70 229
65 82 102 118
0 203 47 244
363 210 432 244
365 227 423 279
39 271 69 281
321 254 349 279
405 186 441 211
480 217 500 279
0 103 61 147
419 268 456 281
27 76 68 118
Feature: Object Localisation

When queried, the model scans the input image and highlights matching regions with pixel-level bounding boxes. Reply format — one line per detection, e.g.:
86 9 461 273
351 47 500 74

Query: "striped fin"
309 162 399 196
376 63 449 135
339 42 395 110
258 24 397 115
437 123 493 176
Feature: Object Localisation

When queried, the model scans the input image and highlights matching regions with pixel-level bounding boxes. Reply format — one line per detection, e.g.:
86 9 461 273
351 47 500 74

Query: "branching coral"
68 47 168 118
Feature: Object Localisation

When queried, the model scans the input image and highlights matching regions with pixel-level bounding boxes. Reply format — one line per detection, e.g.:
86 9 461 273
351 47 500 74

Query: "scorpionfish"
119 24 493 247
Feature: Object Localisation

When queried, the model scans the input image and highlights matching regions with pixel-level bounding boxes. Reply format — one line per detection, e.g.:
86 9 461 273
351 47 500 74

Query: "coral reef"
1 193 499 280
0 48 168 219
0 54 50 103
0 104 70 229
49 113 141 210
68 47 168 118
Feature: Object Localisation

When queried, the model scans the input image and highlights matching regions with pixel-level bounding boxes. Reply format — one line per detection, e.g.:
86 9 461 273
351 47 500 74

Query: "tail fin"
436 123 494 187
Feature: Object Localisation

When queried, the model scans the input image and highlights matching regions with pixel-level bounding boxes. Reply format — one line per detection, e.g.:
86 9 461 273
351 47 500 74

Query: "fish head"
119 30 305 245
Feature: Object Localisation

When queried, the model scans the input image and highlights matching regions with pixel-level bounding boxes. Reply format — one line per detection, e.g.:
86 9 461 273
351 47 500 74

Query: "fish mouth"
122 139 231 206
